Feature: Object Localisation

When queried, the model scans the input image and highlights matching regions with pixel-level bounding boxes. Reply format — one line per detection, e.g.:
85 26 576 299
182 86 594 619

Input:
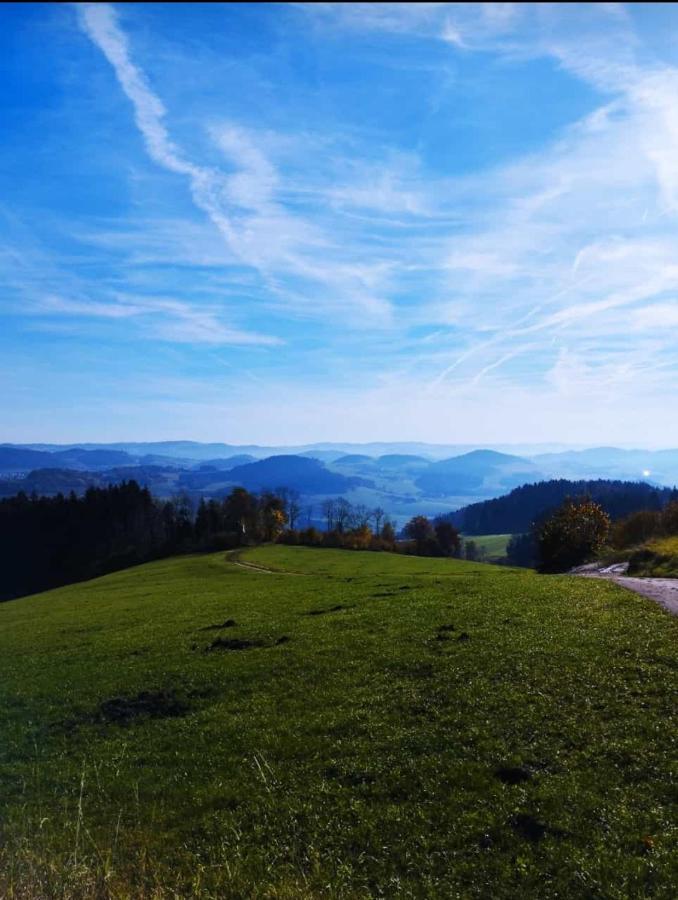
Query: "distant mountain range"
0 440 585 463
2 442 677 527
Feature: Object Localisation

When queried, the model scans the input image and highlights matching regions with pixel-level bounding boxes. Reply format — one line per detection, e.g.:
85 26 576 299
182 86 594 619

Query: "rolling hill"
415 450 542 496
1 546 675 897
220 455 364 494
3 443 678 529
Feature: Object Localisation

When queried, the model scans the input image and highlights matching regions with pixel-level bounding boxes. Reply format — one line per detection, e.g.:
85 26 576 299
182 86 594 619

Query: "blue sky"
3 3 678 445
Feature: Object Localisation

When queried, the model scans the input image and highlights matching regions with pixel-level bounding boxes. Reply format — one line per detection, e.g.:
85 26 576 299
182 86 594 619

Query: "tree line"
448 479 678 535
1 483 475 602
505 495 678 572
279 497 397 551
0 483 291 602
281 501 472 559
15 478 670 602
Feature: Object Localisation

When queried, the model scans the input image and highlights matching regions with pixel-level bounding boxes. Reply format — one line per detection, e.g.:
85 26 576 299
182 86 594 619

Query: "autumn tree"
276 486 302 530
260 493 288 541
381 521 396 546
348 524 372 550
224 487 256 543
611 509 660 549
537 497 611 572
403 515 435 554
434 520 461 557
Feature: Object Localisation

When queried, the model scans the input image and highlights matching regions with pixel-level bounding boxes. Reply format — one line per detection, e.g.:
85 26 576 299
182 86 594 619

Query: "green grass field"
1 546 676 898
464 533 512 561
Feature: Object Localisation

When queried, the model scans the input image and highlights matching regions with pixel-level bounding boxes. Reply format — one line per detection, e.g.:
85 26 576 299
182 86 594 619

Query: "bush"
537 498 611 573
611 510 661 549
303 527 323 545
661 500 678 535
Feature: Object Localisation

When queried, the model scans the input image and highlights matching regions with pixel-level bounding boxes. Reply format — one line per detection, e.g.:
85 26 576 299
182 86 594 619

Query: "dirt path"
574 563 678 616
230 557 276 574
225 550 305 576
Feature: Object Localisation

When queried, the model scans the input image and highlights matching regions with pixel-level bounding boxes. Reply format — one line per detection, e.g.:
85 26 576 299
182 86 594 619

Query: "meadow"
0 546 676 898
463 533 512 562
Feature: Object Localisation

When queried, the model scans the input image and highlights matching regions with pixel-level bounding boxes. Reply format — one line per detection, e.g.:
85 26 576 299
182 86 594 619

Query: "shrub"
661 500 678 535
537 498 611 573
610 510 661 548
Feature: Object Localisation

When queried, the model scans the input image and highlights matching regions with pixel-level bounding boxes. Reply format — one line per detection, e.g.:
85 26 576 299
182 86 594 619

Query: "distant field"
464 533 512 561
1 546 676 898
629 536 678 577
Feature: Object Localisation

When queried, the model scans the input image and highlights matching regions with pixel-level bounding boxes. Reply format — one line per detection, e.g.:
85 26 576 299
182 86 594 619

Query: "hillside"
0 456 360 505
1 547 676 897
222 455 362 494
451 479 677 534
0 446 149 473
415 450 541 496
628 536 678 577
0 465 184 500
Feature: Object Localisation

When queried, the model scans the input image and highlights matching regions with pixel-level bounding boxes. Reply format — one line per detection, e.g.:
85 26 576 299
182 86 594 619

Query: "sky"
3 2 678 446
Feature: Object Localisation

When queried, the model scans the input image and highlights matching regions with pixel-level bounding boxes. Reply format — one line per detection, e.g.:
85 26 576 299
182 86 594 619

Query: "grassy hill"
1 547 676 898
465 533 512 562
628 536 678 577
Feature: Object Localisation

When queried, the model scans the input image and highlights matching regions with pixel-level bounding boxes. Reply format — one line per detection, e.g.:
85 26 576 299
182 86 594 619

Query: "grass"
627 536 678 577
0 545 676 898
464 533 512 561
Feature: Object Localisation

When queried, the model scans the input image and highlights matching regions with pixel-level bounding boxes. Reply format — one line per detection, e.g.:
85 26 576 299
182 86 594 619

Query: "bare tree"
334 497 352 533
321 498 336 532
372 506 385 536
276 486 302 530
349 503 371 529
287 489 302 530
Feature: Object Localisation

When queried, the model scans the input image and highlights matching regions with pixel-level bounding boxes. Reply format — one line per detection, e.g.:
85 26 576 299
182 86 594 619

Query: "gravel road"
573 562 678 616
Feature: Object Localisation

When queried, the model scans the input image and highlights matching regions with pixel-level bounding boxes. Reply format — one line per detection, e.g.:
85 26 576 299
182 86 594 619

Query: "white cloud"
78 4 395 326
78 4 237 242
630 303 678 330
31 293 282 346
6 1 676 442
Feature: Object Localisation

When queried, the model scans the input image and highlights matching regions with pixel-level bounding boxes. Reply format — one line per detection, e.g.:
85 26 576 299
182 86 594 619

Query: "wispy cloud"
78 4 239 246
4 2 678 441
78 4 396 326
34 293 282 346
